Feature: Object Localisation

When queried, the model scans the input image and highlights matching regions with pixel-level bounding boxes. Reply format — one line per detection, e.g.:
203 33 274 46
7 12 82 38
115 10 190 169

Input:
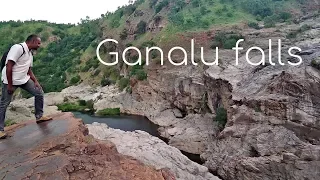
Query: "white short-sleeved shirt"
1 42 33 85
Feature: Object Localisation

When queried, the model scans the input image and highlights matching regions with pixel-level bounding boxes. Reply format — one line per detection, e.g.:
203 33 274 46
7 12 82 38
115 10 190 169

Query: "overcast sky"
0 0 130 24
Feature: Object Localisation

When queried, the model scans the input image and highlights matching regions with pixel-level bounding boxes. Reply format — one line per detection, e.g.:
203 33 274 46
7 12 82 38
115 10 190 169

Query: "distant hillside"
91 0 320 93
0 0 319 97
0 20 73 53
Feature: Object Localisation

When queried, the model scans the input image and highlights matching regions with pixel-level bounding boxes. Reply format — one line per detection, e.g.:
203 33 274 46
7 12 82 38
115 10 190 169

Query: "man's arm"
6 60 15 94
28 67 41 88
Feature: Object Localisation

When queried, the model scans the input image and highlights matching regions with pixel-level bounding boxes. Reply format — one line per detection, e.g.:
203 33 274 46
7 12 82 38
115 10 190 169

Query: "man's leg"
0 82 17 133
20 79 44 120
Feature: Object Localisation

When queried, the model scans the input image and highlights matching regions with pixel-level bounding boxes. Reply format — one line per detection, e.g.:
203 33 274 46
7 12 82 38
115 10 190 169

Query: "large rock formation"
0 112 174 180
200 16 320 179
202 106 320 180
87 122 220 180
92 14 320 180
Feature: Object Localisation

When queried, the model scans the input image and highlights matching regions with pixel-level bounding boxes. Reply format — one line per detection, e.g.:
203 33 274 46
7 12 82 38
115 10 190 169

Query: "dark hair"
26 34 39 42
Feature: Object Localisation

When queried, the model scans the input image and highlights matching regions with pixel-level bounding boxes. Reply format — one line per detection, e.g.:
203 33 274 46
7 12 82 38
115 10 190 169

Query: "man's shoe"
36 116 53 123
0 131 7 139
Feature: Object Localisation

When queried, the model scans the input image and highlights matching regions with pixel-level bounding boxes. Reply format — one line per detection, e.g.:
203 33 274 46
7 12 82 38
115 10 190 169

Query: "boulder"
87 122 220 180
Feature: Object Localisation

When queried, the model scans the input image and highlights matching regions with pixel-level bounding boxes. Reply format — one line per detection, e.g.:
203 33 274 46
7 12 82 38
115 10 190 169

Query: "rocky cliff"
199 16 320 180
100 14 320 180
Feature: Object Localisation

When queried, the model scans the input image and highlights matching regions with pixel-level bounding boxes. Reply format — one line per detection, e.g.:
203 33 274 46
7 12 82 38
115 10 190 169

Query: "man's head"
26 34 41 51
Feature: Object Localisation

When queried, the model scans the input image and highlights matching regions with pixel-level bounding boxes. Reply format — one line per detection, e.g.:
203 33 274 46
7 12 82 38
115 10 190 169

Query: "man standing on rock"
0 34 52 139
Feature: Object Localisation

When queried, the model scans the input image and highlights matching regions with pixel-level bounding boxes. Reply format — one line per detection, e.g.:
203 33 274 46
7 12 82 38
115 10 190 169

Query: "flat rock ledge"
0 112 174 180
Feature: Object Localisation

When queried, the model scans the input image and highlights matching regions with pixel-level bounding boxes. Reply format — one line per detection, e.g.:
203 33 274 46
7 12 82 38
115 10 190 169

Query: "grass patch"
70 75 81 85
311 59 320 70
57 100 94 114
136 70 147 80
248 22 260 29
118 77 130 91
96 108 121 116
103 67 120 82
154 24 180 44
5 119 16 127
57 103 86 112
168 1 256 31
130 64 148 81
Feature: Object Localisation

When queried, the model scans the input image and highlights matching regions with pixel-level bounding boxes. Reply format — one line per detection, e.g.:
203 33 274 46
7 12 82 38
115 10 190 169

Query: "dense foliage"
57 100 94 114
96 108 121 116
34 33 96 92
165 0 299 30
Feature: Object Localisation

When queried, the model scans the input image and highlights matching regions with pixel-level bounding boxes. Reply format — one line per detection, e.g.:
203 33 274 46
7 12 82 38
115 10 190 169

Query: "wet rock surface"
0 112 174 180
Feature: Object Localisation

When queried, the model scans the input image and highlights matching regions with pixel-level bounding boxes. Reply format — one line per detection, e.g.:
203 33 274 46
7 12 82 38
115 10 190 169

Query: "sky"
0 0 130 24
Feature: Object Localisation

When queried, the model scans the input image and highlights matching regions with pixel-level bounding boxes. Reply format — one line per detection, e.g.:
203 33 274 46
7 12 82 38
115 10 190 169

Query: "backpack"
0 44 25 71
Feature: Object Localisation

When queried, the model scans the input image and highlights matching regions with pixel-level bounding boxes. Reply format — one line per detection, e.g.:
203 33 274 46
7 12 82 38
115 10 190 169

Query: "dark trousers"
0 79 43 131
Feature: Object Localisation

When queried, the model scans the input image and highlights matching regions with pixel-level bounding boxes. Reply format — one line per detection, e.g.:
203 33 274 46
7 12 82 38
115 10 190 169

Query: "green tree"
118 77 130 91
136 21 147 34
70 75 81 85
242 0 273 17
191 0 201 7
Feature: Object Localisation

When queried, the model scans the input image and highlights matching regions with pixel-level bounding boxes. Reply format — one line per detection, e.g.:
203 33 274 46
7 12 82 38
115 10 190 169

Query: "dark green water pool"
72 111 204 164
72 112 160 137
